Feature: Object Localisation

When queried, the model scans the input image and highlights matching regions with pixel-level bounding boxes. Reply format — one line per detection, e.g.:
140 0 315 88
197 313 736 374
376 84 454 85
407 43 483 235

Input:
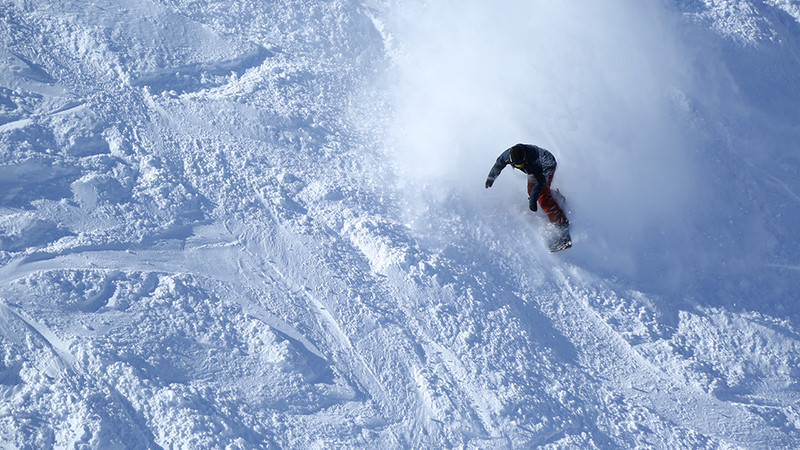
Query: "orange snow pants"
528 172 568 226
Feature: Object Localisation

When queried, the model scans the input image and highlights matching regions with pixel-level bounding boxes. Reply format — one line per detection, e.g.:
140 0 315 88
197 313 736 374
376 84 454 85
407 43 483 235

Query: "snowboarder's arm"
528 167 547 203
485 151 510 188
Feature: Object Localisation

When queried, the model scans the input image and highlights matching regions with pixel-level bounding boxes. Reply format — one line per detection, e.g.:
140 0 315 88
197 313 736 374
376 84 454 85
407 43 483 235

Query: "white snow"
1 0 800 448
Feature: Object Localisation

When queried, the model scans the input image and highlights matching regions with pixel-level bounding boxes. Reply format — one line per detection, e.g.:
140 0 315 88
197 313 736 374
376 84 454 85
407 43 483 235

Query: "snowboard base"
547 189 571 252
548 225 572 253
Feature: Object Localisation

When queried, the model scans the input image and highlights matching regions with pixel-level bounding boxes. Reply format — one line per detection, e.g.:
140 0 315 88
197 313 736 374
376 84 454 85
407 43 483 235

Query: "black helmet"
509 144 526 166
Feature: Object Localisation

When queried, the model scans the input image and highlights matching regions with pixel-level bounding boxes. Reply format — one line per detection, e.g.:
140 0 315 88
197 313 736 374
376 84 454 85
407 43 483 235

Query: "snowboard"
547 188 571 252
548 225 572 252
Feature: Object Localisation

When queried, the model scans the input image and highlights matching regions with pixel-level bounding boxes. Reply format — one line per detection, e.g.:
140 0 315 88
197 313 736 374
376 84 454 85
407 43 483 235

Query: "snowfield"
1 0 800 448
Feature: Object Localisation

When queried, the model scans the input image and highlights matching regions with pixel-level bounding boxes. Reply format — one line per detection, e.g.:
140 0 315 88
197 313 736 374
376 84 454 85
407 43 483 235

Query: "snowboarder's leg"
529 172 571 252
538 173 568 227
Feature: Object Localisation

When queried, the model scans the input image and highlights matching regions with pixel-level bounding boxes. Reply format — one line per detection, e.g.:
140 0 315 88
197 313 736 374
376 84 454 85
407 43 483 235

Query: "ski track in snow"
1 0 800 448
0 298 161 448
548 270 791 447
2 224 795 447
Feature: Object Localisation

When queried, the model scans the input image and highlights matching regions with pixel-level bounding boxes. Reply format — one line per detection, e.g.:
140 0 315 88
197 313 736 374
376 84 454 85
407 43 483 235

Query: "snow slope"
1 0 799 448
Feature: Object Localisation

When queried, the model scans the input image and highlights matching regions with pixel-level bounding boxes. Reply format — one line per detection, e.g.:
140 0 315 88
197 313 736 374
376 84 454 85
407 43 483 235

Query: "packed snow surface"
1 0 800 448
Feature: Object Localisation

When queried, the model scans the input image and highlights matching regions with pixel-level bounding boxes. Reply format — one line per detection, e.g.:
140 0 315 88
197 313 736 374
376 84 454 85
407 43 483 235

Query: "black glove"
485 178 494 189
529 197 538 211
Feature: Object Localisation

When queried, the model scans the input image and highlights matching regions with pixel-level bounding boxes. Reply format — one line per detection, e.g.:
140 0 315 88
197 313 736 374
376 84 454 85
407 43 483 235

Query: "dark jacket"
486 144 557 202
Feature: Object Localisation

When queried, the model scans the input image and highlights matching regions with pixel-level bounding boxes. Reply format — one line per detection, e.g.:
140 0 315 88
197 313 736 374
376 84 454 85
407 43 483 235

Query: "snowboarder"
485 143 572 251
